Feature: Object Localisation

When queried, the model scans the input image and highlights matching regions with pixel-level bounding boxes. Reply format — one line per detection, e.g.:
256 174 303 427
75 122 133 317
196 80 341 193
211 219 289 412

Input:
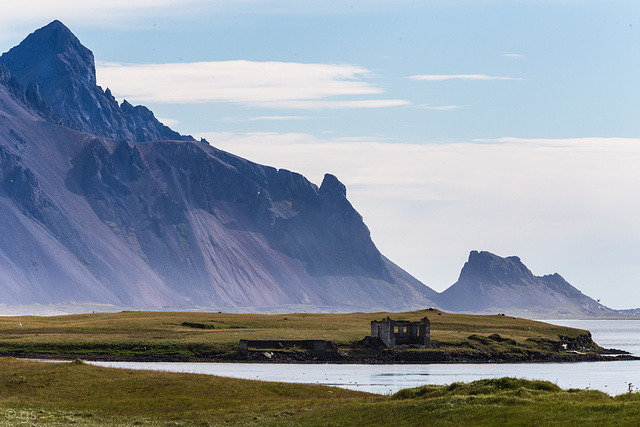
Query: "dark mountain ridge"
0 20 189 143
0 21 438 312
438 251 616 317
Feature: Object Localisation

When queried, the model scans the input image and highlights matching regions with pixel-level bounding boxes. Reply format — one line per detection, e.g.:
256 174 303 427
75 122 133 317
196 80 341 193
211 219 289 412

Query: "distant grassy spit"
2 358 640 426
0 309 625 362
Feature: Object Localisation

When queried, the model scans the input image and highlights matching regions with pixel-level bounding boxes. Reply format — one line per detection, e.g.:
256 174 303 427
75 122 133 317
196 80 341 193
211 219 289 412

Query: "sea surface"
85 319 640 395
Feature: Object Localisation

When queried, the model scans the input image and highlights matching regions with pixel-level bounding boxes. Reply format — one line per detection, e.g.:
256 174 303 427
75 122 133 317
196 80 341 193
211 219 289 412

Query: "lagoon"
86 319 640 396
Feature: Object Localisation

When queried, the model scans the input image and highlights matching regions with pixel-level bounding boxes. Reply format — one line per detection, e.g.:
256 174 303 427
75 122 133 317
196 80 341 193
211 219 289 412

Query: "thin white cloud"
0 0 437 39
2 0 191 20
409 74 524 81
216 116 324 123
157 117 180 126
96 60 407 109
248 116 315 121
253 100 411 109
417 104 461 111
473 137 640 147
0 0 206 40
502 53 525 59
199 133 640 204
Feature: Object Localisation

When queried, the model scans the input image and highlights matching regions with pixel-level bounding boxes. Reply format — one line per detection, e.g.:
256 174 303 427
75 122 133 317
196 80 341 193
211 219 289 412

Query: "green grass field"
0 311 634 425
0 309 599 360
1 357 640 426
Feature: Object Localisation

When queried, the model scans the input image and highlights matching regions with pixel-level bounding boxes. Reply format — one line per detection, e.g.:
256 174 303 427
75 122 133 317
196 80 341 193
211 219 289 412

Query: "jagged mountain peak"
0 20 189 143
457 250 536 287
20 20 84 56
1 20 96 87
320 173 347 197
437 250 615 316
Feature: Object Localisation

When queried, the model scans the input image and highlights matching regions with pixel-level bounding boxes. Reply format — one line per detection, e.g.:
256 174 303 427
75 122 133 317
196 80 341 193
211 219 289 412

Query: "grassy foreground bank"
0 309 613 361
1 357 640 426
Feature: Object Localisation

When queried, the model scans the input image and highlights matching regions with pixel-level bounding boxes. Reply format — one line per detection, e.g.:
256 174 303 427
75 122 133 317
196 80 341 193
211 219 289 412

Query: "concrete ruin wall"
371 317 430 348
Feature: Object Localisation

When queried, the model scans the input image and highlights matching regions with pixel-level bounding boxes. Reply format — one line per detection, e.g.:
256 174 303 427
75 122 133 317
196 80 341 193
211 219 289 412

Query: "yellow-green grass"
1 357 640 426
0 309 595 359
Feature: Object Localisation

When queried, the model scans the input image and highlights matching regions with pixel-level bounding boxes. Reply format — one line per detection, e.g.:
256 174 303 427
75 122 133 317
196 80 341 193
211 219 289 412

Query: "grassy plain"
0 311 632 425
1 358 640 426
0 309 597 360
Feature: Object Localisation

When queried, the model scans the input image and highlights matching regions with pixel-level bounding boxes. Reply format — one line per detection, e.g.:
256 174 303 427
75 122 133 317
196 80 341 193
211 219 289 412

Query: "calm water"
85 319 640 396
546 319 640 356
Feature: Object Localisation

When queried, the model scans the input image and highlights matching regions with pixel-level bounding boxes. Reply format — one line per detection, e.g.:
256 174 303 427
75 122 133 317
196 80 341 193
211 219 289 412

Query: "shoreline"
7 349 638 365
2 310 635 368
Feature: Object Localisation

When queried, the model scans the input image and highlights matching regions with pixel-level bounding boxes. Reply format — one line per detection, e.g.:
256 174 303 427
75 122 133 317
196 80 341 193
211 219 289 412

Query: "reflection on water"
83 320 640 396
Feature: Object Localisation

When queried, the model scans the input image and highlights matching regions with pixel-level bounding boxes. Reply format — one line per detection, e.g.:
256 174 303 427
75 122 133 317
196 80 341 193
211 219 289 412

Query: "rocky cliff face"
437 251 615 317
0 21 437 312
0 20 190 143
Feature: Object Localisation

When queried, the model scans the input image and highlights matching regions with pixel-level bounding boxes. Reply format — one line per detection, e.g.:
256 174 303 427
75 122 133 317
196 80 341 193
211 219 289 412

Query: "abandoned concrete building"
371 317 430 348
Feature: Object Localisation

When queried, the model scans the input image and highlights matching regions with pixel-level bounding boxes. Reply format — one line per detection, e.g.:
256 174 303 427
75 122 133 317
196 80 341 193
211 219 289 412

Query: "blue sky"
1 1 640 308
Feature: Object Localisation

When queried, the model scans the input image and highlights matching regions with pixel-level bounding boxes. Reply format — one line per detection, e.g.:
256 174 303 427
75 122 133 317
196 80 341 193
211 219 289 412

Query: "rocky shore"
8 347 638 365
